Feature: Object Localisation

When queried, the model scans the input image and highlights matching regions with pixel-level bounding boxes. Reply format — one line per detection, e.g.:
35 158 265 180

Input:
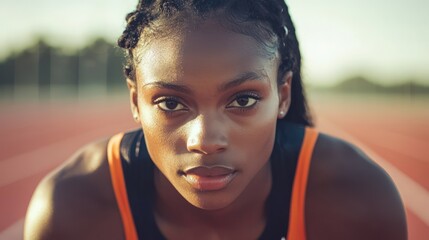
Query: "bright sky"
1 0 428 86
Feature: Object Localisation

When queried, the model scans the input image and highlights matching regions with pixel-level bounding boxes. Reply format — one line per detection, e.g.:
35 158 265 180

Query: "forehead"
134 20 279 84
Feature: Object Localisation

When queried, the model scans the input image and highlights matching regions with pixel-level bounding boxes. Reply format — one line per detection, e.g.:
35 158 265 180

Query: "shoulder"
305 132 407 240
24 137 124 240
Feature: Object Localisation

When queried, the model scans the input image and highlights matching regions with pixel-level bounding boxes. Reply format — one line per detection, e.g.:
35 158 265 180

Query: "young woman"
24 1 407 239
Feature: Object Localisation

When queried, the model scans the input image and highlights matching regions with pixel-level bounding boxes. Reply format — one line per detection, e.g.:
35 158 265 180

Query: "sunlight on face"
132 19 285 210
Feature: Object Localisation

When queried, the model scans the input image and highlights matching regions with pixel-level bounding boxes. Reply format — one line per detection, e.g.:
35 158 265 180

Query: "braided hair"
118 0 313 126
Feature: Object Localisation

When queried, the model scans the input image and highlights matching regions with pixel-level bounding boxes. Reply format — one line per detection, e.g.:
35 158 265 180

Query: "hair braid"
275 1 312 126
117 0 313 126
117 1 156 79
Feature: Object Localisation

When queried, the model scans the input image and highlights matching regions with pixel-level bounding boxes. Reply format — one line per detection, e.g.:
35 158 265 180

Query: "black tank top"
117 121 306 239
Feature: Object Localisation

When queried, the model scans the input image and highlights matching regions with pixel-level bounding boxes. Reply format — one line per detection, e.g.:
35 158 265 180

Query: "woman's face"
129 20 291 210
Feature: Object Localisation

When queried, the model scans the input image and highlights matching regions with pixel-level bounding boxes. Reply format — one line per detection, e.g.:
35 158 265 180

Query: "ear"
277 71 293 119
127 78 140 123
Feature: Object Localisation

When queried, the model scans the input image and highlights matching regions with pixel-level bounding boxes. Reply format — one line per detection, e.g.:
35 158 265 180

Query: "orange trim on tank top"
107 133 138 240
286 127 319 240
108 128 318 240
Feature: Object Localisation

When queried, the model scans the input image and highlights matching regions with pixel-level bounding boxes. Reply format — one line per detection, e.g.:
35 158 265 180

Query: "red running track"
0 95 428 239
312 94 429 240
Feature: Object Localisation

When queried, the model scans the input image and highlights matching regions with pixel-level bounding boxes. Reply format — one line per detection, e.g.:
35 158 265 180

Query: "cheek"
230 98 279 164
138 104 180 170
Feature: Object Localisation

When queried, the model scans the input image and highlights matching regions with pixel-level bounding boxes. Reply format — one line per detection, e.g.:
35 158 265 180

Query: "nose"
186 114 228 155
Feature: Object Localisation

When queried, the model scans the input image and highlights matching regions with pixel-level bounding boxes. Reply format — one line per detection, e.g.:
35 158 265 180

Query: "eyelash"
153 96 187 113
153 91 262 114
226 92 262 111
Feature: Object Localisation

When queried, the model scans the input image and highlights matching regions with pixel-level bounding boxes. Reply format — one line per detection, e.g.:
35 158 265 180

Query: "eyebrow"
142 70 268 94
218 70 268 92
142 81 193 95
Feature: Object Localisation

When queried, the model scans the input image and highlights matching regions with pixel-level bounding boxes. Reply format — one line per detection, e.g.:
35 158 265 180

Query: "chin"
181 187 238 211
186 193 237 211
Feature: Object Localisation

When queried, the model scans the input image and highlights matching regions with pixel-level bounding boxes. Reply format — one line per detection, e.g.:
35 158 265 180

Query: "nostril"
187 136 227 155
190 149 208 155
217 147 226 153
188 145 227 155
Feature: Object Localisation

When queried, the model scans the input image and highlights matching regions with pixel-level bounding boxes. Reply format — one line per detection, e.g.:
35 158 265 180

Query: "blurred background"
0 0 428 239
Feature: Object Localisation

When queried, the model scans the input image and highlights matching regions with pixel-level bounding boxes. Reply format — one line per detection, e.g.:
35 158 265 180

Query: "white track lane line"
318 116 429 227
0 124 134 187
2 118 428 240
332 126 428 163
0 218 23 240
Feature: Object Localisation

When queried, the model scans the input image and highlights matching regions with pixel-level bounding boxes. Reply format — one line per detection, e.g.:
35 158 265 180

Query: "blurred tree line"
1 38 428 101
0 38 127 100
312 76 429 96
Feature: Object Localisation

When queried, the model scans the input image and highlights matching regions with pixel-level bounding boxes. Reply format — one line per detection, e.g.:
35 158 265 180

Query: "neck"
154 163 272 236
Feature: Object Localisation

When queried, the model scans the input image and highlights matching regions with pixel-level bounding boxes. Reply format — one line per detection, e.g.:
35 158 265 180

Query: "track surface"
0 95 428 239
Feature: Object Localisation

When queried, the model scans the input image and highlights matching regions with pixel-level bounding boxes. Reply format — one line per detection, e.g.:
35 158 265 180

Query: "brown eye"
236 97 250 107
165 100 179 109
156 98 187 111
227 95 259 108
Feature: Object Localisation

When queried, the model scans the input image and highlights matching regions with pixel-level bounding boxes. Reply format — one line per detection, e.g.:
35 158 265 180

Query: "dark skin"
24 20 407 240
23 135 407 240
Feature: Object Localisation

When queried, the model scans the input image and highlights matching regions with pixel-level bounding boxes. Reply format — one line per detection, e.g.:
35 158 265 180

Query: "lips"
182 166 237 191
